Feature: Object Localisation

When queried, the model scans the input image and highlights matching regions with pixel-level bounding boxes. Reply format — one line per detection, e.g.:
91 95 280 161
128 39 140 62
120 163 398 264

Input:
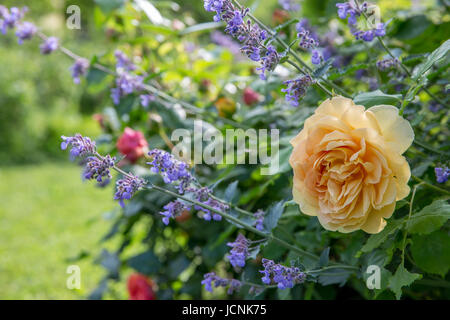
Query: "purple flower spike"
15 21 36 44
70 58 89 84
226 234 250 268
159 200 191 225
201 272 242 294
260 258 306 289
435 167 449 184
61 134 96 159
40 37 59 54
83 155 116 183
282 75 314 107
114 173 146 208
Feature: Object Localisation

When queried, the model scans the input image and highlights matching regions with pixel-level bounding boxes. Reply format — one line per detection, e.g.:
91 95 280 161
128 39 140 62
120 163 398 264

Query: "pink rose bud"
117 127 148 163
243 88 260 106
127 273 156 300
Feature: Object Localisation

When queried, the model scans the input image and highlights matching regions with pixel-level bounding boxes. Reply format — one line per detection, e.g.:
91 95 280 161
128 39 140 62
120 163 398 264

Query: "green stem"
230 0 351 98
411 176 450 196
413 140 450 157
401 183 421 265
148 183 319 260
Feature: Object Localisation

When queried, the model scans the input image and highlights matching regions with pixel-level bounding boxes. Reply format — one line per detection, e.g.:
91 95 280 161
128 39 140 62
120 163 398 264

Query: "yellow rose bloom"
289 96 414 234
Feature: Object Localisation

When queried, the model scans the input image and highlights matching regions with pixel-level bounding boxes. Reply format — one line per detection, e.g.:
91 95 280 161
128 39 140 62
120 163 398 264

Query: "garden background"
0 0 448 300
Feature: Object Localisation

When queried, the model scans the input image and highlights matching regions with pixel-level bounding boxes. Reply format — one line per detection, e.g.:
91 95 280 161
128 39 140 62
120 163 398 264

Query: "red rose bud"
243 88 260 106
272 9 290 24
127 273 156 300
117 127 148 163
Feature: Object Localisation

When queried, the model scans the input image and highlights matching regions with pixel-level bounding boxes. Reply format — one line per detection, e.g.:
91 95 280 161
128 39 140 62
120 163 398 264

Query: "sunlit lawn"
0 163 117 299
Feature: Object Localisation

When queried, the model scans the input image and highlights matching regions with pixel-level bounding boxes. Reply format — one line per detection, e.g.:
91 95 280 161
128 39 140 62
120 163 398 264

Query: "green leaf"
316 268 353 286
318 247 330 267
328 63 369 80
179 22 224 35
354 90 402 107
412 39 450 80
312 59 334 79
127 251 162 275
411 231 450 277
275 18 299 33
263 200 285 231
406 200 450 235
94 0 125 13
224 180 239 204
388 265 421 300
360 219 403 253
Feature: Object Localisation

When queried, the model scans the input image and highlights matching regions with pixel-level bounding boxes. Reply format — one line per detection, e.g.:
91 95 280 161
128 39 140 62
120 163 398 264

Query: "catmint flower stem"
230 0 351 98
146 182 320 261
411 176 450 196
353 0 445 107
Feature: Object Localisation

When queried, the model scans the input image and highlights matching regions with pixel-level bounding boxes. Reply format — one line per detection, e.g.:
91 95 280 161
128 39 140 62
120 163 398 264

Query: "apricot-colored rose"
289 96 414 234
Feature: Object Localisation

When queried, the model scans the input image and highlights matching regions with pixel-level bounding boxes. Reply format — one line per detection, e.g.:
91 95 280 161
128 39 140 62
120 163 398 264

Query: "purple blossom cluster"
115 50 136 71
193 187 227 221
376 58 399 71
70 58 89 84
282 75 314 106
278 0 300 12
435 167 449 184
336 2 386 42
40 36 59 54
226 234 250 268
83 155 116 183
204 0 280 80
201 272 242 294
148 149 194 194
111 72 143 105
297 27 318 50
61 134 96 159
114 173 146 208
15 21 36 44
260 258 306 289
0 6 27 34
111 51 144 105
253 209 265 231
160 200 191 225
140 94 156 108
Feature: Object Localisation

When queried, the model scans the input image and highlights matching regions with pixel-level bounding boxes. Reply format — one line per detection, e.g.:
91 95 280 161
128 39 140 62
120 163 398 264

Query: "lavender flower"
376 58 398 71
83 155 116 183
0 6 28 34
111 72 143 105
278 0 300 12
15 21 36 44
297 27 318 50
114 173 146 208
147 149 193 194
70 58 89 84
282 75 314 107
140 94 155 107
226 234 250 268
435 167 449 184
114 50 136 71
337 2 384 42
160 200 191 225
429 101 443 113
205 0 279 80
256 45 280 80
311 49 323 65
260 258 306 289
61 134 96 159
40 37 58 54
193 187 227 221
201 272 242 294
253 209 265 231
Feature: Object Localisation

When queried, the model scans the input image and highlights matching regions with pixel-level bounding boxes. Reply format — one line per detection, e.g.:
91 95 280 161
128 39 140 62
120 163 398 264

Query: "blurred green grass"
0 163 116 299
